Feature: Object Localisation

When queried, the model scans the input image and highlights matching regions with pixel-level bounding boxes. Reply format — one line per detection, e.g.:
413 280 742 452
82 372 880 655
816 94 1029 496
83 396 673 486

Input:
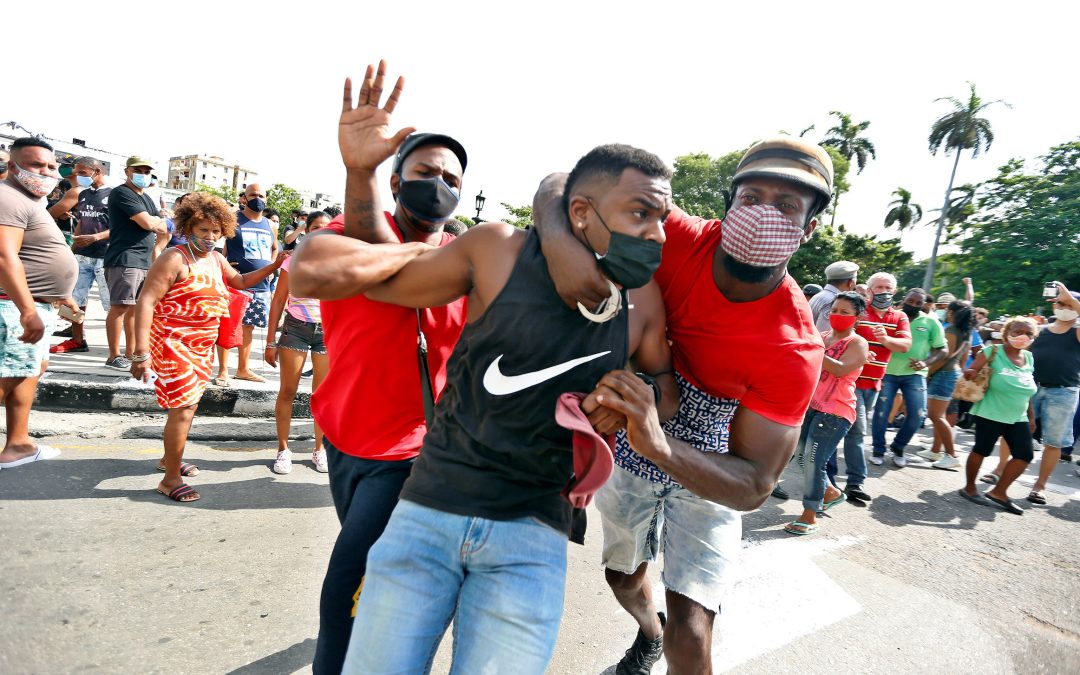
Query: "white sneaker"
311 450 328 473
869 455 885 466
934 454 961 469
272 449 293 474
916 449 944 462
892 455 908 468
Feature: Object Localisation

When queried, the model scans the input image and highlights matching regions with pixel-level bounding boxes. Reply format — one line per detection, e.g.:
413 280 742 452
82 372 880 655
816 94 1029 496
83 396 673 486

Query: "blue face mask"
76 175 94 188
131 173 151 189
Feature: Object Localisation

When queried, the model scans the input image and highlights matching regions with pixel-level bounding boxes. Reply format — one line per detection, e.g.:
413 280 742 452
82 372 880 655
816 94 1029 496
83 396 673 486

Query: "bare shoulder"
628 280 665 321
457 221 527 256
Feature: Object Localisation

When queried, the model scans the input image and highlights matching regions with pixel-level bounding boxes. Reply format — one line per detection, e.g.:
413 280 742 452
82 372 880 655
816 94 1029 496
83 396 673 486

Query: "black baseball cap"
391 133 467 175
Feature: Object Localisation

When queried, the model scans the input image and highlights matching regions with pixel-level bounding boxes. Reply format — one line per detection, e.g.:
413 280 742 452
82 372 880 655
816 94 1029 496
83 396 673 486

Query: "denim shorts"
277 314 325 354
0 301 56 377
927 368 961 401
595 464 741 612
1033 386 1080 448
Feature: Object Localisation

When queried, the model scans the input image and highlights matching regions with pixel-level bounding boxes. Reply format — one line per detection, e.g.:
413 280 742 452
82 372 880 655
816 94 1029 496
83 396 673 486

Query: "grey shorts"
595 465 741 612
104 266 147 305
278 314 325 354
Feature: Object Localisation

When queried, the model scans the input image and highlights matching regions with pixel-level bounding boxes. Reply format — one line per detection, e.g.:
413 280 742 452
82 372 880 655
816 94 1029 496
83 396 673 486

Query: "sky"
3 1 1076 261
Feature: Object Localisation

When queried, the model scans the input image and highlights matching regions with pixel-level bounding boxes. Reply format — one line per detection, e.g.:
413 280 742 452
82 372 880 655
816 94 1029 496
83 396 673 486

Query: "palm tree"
822 111 877 227
924 83 1008 288
926 184 978 243
884 188 923 232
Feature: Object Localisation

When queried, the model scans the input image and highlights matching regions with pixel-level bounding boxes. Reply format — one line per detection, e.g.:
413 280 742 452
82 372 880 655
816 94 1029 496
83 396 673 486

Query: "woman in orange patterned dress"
131 193 285 502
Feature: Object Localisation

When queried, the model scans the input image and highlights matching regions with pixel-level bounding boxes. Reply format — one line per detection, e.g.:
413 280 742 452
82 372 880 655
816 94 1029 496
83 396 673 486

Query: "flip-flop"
1026 491 1046 505
209 377 231 388
0 445 61 469
985 492 1024 515
979 473 999 485
784 521 819 536
958 489 991 506
155 483 201 503
818 492 847 513
233 373 267 383
156 461 200 477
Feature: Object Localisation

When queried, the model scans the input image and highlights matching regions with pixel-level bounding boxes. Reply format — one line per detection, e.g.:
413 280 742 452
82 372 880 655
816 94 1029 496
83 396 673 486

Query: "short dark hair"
324 205 342 217
263 208 279 219
306 210 330 225
11 137 53 153
563 144 671 216
906 287 927 301
833 290 866 316
74 156 102 171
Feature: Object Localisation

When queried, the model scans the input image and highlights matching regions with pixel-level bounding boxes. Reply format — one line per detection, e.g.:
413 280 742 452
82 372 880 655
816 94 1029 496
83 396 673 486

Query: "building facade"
167 154 258 194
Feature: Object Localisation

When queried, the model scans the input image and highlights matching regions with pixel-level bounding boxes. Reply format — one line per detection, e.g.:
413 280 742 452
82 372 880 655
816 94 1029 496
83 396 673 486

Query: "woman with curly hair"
958 315 1038 515
918 299 976 469
131 192 285 503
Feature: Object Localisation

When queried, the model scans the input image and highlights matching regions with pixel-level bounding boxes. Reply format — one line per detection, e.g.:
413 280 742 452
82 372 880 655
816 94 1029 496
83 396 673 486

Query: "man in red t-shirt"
535 137 830 674
288 67 471 675
826 271 912 502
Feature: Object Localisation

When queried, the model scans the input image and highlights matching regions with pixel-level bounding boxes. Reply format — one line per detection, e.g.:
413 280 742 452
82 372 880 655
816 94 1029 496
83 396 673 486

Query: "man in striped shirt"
827 271 912 503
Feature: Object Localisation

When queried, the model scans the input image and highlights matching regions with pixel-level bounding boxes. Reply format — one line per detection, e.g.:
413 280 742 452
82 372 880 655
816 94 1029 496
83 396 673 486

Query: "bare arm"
130 210 168 234
596 372 794 511
962 277 974 302
288 230 431 300
532 172 610 310
879 332 912 352
283 226 303 244
218 251 286 290
821 336 869 376
263 269 290 367
152 231 170 260
129 250 185 380
0 226 44 343
47 187 80 219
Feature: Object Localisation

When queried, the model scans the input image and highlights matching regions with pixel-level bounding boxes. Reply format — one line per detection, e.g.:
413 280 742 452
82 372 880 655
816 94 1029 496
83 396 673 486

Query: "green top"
886 314 946 376
972 347 1036 424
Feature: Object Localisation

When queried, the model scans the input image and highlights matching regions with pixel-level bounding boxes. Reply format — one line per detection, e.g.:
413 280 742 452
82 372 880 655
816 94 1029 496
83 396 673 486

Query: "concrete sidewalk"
40 289 311 417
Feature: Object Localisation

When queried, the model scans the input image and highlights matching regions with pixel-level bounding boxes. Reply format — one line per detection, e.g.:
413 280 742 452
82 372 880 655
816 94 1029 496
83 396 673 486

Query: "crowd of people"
1 59 1077 675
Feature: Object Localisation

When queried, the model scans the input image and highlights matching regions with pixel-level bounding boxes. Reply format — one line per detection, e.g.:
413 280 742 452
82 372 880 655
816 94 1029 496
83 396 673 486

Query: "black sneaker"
616 612 666 675
53 326 73 338
771 484 789 500
301 368 313 378
845 485 872 502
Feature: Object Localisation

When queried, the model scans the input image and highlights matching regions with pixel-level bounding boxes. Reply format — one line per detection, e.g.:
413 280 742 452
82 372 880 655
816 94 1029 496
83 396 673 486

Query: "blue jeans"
829 387 876 487
72 254 110 310
1032 386 1080 449
872 374 927 456
797 409 852 511
342 500 567 675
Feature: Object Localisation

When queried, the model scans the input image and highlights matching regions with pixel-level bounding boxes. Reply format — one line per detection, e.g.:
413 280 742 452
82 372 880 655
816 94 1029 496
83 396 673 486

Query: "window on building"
202 174 206 180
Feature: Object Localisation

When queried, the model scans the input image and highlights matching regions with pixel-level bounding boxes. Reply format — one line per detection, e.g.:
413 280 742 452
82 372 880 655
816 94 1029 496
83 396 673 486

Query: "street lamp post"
473 190 486 225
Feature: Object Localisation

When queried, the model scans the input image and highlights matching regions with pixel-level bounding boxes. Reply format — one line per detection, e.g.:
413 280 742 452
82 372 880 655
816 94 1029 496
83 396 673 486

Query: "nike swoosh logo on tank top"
482 351 612 396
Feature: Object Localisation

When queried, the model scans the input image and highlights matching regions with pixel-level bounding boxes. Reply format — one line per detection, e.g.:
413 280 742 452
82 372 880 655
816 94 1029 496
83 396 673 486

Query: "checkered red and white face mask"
720 204 803 267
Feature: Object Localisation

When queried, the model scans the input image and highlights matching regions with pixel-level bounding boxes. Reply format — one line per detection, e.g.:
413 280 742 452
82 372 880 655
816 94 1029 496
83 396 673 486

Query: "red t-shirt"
854 306 910 390
654 208 824 427
311 214 468 460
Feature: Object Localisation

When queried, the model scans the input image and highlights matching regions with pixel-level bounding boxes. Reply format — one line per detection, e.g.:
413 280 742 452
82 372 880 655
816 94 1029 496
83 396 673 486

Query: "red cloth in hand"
556 392 615 509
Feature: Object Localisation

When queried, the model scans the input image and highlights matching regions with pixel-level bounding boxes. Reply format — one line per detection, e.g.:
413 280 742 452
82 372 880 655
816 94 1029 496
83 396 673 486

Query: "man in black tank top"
296 69 679 675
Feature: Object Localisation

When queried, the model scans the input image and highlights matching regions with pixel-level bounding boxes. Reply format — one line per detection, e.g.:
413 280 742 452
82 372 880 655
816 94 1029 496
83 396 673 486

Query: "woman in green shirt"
959 316 1038 515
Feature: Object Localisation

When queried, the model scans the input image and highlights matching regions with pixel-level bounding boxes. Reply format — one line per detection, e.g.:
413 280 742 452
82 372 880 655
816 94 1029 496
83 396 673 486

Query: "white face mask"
1054 308 1079 323
990 331 1003 340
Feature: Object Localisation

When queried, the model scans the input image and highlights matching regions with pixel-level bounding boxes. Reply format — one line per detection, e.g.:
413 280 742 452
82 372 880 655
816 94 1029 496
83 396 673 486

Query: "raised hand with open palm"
339 60 417 172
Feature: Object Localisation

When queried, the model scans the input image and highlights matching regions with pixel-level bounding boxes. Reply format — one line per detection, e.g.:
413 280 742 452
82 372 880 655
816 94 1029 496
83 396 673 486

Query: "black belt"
1037 383 1068 389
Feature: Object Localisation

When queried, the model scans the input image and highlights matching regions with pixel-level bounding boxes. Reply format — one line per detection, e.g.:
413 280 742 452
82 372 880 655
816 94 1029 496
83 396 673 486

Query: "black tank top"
399 228 630 536
1031 326 1080 387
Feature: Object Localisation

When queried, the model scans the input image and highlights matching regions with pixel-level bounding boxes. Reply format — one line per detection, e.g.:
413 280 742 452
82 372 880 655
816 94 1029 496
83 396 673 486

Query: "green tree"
821 111 876 227
883 188 923 231
453 214 475 229
957 139 1080 315
925 82 1009 289
500 202 533 229
266 183 303 239
931 183 978 243
788 224 915 287
195 182 238 205
671 150 743 219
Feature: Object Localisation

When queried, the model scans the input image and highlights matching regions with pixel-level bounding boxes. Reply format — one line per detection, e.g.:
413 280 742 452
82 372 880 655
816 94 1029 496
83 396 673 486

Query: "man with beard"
533 137 829 674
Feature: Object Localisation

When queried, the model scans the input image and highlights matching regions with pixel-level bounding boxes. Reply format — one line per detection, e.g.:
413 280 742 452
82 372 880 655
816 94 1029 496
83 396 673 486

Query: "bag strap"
398 225 437 428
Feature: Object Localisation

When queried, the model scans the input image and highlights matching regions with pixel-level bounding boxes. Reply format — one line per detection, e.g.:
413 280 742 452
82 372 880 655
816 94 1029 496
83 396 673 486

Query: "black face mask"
902 304 921 319
396 176 460 224
871 292 893 310
582 199 662 289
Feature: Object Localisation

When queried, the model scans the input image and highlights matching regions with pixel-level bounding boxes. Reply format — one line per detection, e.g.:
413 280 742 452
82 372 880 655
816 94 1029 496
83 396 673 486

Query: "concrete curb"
35 372 309 418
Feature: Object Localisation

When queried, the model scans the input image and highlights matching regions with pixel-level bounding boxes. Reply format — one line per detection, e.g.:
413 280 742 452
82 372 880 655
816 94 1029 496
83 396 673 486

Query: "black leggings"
313 439 414 675
972 416 1034 462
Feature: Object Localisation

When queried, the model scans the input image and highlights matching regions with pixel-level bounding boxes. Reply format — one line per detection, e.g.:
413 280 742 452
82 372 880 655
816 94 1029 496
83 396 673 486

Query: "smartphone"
58 305 85 323
1043 282 1059 299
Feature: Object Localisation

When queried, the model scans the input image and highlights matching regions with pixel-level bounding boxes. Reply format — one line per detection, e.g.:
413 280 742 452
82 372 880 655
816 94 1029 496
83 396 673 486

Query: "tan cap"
733 137 834 214
825 260 859 281
936 292 957 304
125 156 154 169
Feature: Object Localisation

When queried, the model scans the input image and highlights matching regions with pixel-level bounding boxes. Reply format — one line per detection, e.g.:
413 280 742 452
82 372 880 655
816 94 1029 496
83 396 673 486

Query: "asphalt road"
1 411 1078 674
